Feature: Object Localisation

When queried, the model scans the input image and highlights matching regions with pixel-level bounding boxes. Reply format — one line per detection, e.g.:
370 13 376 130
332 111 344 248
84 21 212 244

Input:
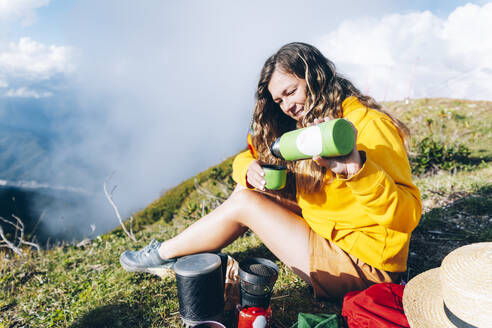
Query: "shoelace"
142 239 160 254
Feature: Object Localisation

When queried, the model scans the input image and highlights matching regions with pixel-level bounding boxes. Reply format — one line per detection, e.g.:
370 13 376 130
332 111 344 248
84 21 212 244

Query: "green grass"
1 98 491 328
385 98 492 159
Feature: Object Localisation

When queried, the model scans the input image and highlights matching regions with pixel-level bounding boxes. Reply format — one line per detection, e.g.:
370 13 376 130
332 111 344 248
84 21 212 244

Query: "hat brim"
403 268 458 327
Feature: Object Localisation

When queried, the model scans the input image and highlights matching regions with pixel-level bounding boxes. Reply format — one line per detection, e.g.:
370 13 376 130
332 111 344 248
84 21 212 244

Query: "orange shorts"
309 229 402 300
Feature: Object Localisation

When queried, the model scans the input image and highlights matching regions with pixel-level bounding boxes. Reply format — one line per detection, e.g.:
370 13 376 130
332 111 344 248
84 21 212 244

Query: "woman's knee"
225 188 270 223
229 187 268 207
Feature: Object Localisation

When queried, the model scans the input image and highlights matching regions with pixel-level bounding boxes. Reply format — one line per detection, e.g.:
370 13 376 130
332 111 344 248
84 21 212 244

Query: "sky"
0 0 491 239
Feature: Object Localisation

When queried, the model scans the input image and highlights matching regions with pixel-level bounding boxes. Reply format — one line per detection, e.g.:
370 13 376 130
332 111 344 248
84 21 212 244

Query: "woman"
120 42 422 300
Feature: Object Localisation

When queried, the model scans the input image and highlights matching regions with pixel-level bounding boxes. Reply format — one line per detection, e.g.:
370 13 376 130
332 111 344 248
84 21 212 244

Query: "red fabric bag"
341 283 410 328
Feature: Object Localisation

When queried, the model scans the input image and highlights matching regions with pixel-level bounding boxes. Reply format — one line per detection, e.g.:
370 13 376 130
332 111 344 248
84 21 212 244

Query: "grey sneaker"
120 239 176 277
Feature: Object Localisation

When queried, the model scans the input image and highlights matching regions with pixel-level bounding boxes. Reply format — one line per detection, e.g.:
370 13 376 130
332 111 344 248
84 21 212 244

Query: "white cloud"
441 3 492 69
0 37 73 81
0 0 50 26
315 3 492 101
5 86 52 98
0 78 6 87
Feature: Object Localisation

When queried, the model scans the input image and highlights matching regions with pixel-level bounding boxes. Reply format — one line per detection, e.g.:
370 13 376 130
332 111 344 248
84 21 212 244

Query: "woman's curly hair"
251 42 409 197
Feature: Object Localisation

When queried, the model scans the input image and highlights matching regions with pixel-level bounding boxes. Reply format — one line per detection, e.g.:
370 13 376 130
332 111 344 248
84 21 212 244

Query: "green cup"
261 164 287 190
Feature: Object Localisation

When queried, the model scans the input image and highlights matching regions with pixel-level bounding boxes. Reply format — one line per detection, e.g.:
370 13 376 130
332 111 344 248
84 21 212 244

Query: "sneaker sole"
120 259 174 279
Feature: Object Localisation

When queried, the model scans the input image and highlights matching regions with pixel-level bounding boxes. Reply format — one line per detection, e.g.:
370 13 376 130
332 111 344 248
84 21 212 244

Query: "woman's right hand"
246 160 266 190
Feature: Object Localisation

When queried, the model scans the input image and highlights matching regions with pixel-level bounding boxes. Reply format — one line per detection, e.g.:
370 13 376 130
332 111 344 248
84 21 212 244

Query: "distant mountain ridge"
0 178 88 194
0 124 52 182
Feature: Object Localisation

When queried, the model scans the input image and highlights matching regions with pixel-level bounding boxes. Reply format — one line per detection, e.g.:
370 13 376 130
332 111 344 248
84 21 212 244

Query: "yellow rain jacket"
232 96 421 272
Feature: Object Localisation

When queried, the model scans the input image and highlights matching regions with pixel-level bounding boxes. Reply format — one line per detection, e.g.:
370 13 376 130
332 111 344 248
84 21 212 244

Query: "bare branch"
129 215 134 238
0 225 24 257
19 239 41 251
11 215 25 247
0 215 41 255
104 173 137 242
0 216 21 230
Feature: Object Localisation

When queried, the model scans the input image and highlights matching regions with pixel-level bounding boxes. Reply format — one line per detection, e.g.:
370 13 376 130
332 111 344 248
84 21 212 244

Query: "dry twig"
11 215 41 251
103 172 137 242
0 214 40 256
0 224 23 256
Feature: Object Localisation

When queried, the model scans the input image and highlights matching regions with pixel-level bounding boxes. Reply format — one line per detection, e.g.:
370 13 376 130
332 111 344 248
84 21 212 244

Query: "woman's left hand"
310 118 363 179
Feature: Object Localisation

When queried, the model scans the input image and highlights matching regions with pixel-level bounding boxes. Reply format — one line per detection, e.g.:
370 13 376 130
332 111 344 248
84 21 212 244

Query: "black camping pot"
174 253 225 326
238 257 278 308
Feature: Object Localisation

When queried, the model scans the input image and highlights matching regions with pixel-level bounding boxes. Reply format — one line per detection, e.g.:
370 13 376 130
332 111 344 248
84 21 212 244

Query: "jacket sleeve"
339 117 422 232
232 134 257 188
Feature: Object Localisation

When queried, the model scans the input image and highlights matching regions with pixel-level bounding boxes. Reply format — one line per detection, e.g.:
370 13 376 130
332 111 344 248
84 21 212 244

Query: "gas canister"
237 306 272 328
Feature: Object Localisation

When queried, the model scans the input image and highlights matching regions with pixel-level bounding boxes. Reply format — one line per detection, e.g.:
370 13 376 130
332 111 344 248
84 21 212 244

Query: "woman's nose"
284 99 294 112
281 98 288 108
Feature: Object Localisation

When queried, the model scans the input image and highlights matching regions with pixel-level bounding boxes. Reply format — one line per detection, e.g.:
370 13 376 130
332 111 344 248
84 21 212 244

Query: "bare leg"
158 185 311 283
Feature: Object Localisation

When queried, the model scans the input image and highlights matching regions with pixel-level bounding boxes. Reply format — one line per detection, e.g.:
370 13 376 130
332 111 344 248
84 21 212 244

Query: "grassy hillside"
1 98 491 328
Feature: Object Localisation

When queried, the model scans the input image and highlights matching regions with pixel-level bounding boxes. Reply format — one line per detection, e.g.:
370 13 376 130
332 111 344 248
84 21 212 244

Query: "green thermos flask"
270 118 355 160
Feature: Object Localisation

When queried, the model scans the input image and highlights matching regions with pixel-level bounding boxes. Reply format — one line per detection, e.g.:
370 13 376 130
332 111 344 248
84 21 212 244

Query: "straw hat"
403 242 492 327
